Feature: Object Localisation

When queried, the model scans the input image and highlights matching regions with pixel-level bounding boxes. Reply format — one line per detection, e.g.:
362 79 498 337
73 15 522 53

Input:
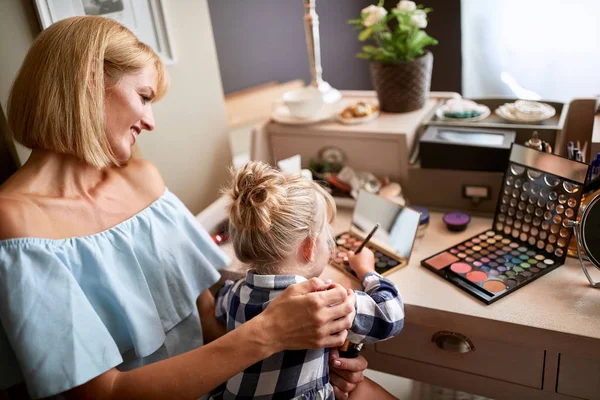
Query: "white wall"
0 0 230 214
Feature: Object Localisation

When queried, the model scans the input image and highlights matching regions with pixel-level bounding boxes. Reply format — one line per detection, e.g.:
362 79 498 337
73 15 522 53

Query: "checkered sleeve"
346 272 405 344
214 279 237 324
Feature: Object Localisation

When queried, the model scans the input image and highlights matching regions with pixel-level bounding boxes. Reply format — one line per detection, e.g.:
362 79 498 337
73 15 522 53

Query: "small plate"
494 102 555 123
435 105 491 122
336 109 380 125
271 103 338 125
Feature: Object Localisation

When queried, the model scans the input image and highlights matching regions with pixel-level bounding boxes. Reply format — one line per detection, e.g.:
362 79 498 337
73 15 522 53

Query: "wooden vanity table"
197 204 600 400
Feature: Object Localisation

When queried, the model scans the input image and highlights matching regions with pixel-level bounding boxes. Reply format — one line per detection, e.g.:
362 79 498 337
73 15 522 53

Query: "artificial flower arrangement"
349 0 438 63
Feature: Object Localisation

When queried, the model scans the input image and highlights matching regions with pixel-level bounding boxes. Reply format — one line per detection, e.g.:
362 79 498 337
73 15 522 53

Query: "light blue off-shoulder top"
0 189 230 399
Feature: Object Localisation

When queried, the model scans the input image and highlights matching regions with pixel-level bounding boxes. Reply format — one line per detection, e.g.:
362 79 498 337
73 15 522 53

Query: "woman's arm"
197 290 226 344
66 278 355 400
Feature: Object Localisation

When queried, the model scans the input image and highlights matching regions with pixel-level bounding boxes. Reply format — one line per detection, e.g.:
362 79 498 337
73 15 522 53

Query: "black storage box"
419 126 516 172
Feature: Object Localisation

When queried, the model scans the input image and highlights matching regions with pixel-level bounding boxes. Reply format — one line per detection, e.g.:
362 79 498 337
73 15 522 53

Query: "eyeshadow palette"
330 190 421 279
331 232 404 277
422 144 590 304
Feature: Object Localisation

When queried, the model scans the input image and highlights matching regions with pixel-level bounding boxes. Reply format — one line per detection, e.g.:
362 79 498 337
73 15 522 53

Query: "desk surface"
217 208 600 342
327 209 600 342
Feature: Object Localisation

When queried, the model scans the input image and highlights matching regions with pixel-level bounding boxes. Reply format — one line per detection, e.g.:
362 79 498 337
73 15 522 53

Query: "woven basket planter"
369 51 433 113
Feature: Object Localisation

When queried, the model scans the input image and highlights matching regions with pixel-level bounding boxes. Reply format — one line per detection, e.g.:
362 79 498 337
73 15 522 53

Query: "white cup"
278 87 325 119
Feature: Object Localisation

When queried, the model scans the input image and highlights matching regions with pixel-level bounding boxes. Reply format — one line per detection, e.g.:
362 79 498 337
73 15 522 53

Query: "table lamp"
303 0 341 104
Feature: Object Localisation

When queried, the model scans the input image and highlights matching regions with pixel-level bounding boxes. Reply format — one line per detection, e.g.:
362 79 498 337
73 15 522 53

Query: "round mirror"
581 194 600 267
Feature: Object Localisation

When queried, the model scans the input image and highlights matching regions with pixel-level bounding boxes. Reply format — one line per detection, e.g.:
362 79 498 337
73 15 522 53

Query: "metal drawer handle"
431 331 475 354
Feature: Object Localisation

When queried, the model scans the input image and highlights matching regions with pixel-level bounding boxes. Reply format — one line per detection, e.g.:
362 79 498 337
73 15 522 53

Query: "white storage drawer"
376 322 545 388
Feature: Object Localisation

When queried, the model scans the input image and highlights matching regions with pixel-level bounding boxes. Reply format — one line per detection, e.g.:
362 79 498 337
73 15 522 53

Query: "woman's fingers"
284 277 331 296
330 352 369 373
310 283 348 307
332 384 349 400
319 329 348 348
323 289 356 321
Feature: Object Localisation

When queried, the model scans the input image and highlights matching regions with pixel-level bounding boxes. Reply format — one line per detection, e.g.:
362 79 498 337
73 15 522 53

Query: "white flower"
410 10 428 28
396 1 416 12
361 5 388 27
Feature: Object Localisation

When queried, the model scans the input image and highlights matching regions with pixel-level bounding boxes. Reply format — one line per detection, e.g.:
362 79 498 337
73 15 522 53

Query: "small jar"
411 206 430 239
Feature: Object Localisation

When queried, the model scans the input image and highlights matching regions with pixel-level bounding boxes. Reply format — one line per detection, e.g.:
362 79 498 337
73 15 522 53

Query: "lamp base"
311 80 342 104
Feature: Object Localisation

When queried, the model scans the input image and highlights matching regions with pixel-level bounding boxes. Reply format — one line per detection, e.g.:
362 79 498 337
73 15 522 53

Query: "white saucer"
494 102 555 123
435 105 491 122
271 104 338 125
335 110 380 125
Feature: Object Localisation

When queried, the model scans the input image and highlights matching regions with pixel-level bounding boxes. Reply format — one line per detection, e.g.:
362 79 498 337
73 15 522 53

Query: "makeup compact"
421 144 589 304
420 125 516 172
330 190 421 279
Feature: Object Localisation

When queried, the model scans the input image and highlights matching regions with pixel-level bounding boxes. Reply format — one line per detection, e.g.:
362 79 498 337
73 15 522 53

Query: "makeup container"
422 144 589 304
411 206 430 238
443 212 471 232
330 190 421 279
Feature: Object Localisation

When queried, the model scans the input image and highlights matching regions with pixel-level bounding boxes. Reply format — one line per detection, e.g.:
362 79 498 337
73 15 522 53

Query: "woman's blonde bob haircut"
7 16 169 167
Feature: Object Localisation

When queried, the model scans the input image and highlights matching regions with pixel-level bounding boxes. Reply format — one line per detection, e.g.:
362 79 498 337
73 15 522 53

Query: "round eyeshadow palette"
421 146 588 304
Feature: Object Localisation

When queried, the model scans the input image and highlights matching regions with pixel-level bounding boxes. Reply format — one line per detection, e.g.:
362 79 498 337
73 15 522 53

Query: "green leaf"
358 28 372 41
356 52 372 60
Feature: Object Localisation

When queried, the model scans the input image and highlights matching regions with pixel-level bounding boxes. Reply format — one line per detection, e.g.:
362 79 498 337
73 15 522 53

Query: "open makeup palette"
422 144 590 304
330 190 421 279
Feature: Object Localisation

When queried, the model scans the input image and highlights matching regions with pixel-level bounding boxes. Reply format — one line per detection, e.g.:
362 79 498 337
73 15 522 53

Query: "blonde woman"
0 17 363 400
212 161 403 400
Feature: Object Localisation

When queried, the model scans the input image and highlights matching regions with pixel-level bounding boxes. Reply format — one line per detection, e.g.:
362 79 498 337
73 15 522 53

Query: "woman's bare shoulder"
0 193 47 240
119 159 166 199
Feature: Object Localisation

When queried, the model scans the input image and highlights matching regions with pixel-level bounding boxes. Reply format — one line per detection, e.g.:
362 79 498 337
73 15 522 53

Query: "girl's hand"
347 248 375 281
257 278 356 353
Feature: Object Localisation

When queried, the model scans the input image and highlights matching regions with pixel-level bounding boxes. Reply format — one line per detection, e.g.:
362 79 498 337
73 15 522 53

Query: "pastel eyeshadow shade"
473 261 483 267
489 269 499 276
510 243 519 248
466 271 488 282
450 248 459 255
387 259 399 267
484 280 507 293
519 254 529 260
465 257 475 263
427 251 461 270
480 266 491 272
472 238 481 244
336 238 347 245
544 259 555 265
520 262 531 269
450 262 472 274
537 262 548 269
376 262 387 269
481 257 491 263
497 266 507 272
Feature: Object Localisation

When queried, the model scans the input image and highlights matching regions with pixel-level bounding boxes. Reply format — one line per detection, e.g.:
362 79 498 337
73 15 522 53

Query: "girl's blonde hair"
226 161 336 274
7 16 169 168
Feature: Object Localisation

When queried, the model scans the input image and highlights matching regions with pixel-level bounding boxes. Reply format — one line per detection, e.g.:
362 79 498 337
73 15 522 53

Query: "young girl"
211 161 405 400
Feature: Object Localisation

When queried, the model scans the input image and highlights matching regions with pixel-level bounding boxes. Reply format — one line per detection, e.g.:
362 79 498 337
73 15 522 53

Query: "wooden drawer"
556 353 600 399
375 322 545 388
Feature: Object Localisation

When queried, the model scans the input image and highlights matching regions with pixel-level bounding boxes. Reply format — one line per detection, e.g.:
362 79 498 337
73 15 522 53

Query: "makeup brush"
355 223 380 254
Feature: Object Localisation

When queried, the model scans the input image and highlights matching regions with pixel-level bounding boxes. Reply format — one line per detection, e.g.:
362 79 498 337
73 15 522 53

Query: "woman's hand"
257 278 356 353
329 348 368 400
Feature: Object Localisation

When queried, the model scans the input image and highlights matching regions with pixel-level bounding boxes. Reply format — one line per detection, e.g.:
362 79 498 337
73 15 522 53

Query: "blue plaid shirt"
211 271 404 400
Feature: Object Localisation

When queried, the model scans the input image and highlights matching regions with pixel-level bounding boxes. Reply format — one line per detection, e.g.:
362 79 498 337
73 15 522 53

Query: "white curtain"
461 0 600 102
